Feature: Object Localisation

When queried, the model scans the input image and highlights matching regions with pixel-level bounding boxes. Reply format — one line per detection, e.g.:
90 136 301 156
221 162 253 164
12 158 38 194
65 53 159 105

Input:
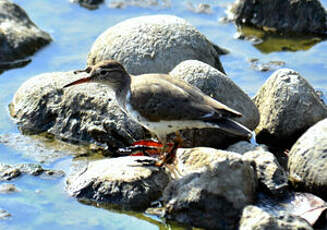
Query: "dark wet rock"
169 60 259 148
87 15 226 75
10 71 145 150
108 0 171 9
66 156 169 210
186 2 212 14
253 68 327 147
228 141 288 196
288 118 327 197
0 0 51 68
0 183 20 194
70 0 104 9
0 162 65 181
249 58 285 72
161 147 257 229
228 0 327 35
0 208 11 220
240 205 313 230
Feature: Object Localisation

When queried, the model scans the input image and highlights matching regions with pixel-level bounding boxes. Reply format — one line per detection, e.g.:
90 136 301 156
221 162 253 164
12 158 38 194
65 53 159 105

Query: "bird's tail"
213 118 252 139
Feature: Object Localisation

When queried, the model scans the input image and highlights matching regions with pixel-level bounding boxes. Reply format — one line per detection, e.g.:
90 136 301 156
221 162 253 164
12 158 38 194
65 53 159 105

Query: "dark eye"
100 70 107 75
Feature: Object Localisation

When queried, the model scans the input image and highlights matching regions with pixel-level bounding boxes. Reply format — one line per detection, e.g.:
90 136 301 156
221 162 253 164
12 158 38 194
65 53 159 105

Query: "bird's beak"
63 76 92 88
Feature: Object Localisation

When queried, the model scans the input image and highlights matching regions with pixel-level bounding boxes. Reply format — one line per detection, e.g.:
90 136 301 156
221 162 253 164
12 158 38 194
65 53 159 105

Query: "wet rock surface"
10 71 145 150
227 141 289 195
0 0 51 70
0 208 11 220
0 183 20 194
228 0 327 35
0 162 65 181
249 58 285 72
87 15 226 75
161 147 257 229
240 205 313 230
288 118 327 197
169 60 259 148
66 156 169 210
70 0 104 9
253 68 327 147
108 0 171 9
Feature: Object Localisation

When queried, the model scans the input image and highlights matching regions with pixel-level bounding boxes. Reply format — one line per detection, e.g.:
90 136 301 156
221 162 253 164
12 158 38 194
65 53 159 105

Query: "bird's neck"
114 74 131 110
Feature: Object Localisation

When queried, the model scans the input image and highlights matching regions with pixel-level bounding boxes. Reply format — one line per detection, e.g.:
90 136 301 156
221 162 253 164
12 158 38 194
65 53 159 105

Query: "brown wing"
130 74 242 122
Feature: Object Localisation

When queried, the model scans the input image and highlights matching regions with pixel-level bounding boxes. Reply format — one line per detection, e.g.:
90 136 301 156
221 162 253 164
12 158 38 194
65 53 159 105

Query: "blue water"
0 0 327 229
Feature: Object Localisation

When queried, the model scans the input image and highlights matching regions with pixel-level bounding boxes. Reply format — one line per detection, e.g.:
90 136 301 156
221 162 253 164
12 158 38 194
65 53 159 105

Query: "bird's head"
63 60 130 91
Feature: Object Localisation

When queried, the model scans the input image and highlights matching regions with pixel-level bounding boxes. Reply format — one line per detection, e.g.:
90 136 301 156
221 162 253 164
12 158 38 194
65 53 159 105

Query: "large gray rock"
162 147 257 229
0 0 51 68
87 15 226 75
228 141 289 195
66 156 170 210
253 69 327 146
288 118 327 197
228 0 327 35
240 205 313 230
10 71 145 150
168 60 259 148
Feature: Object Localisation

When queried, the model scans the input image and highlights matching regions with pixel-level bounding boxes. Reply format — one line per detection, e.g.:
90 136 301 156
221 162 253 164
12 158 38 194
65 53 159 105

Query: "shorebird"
64 60 252 162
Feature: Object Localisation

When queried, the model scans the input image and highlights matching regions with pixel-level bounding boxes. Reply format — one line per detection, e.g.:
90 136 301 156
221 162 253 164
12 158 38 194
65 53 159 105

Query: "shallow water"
0 0 327 229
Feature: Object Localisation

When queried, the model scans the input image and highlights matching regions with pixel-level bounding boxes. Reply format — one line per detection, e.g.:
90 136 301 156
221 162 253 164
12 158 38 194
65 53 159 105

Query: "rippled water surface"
1 0 327 229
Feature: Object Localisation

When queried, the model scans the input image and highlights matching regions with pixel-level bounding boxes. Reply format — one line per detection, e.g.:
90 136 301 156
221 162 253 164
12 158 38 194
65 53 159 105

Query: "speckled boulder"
240 205 313 230
66 156 170 210
168 60 259 148
10 71 145 150
162 147 257 229
253 69 327 146
288 118 327 197
228 0 327 35
227 141 288 195
87 15 226 75
0 0 51 68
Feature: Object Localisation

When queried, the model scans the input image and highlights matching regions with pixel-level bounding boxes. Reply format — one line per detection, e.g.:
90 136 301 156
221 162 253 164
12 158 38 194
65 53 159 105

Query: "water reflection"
235 25 324 53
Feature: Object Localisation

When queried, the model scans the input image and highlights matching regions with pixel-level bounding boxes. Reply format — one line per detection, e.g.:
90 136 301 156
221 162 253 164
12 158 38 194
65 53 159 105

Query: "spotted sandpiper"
64 60 252 155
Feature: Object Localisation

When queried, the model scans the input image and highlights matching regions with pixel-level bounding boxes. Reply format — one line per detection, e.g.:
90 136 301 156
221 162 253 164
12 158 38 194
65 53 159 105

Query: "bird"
63 60 252 161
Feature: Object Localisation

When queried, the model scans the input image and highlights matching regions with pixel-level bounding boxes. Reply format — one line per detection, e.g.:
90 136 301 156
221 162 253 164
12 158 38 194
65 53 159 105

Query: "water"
0 0 327 229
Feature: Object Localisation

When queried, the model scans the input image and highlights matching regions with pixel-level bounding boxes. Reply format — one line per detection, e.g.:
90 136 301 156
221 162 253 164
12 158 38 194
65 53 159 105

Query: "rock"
0 162 65 181
228 141 288 195
87 15 226 75
0 208 11 220
253 68 327 147
228 0 327 35
0 0 51 69
169 60 259 148
186 2 213 14
256 192 327 226
0 183 20 194
249 58 285 72
108 0 171 9
161 147 257 229
288 118 327 197
70 0 104 9
66 156 169 210
10 71 145 150
240 205 313 230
